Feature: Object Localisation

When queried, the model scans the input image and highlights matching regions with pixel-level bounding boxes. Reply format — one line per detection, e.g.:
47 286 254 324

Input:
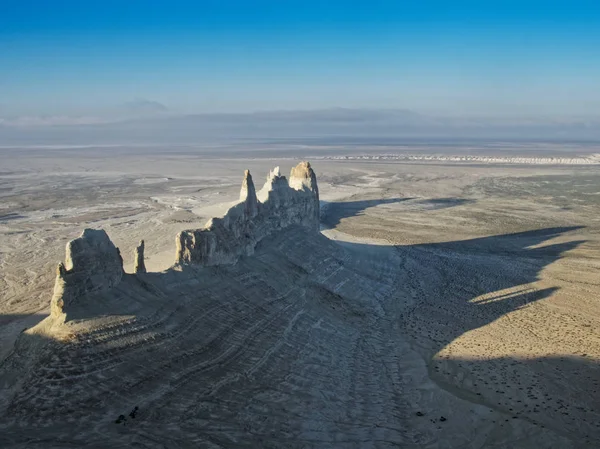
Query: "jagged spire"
134 240 146 274
256 165 290 204
240 170 259 218
268 166 281 180
176 162 320 267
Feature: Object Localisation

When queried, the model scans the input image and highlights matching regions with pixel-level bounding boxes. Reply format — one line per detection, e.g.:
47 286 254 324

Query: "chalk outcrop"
50 162 319 318
51 229 124 317
175 161 320 266
288 161 320 230
134 240 146 274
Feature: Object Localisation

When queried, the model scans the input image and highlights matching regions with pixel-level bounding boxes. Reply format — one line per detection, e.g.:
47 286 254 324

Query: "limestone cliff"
50 162 319 318
175 161 320 266
51 229 124 318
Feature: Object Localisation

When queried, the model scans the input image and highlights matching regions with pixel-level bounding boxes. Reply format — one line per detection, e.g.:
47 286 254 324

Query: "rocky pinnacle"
134 240 146 274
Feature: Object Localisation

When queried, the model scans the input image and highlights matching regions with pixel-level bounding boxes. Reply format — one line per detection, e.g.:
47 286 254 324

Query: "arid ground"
0 143 599 448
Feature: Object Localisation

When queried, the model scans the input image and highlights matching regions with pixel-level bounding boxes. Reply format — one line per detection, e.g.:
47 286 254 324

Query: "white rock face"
175 161 320 266
51 229 124 318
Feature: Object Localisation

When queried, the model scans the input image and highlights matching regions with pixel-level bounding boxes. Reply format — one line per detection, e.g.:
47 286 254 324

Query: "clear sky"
1 0 600 117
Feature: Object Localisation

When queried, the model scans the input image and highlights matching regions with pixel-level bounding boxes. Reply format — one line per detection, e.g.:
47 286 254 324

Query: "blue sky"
1 0 600 117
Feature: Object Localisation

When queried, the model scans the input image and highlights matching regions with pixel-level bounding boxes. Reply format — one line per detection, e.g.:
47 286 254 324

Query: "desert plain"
0 142 599 448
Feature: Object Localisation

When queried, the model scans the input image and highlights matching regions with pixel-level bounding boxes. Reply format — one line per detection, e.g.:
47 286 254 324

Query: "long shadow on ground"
320 196 474 230
326 208 597 444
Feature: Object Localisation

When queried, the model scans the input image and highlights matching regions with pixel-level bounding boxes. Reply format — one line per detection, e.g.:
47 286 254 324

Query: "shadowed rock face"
176 161 320 266
51 229 123 318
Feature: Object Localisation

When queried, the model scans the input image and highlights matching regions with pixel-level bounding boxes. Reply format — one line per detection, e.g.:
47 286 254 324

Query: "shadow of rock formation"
321 197 473 229
331 226 597 446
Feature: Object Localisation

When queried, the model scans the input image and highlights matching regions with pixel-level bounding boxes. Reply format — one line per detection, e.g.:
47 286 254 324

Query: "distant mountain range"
1 108 599 144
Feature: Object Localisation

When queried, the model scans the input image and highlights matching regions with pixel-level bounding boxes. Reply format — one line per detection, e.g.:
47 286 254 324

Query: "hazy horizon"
2 107 600 145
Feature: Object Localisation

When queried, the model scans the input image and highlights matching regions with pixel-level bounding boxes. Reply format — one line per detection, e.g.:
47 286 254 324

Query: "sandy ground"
0 146 599 447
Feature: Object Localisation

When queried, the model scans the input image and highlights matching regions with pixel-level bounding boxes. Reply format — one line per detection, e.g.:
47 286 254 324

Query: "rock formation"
175 161 320 266
240 170 258 217
288 161 320 231
50 162 319 318
51 229 124 318
134 240 146 274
